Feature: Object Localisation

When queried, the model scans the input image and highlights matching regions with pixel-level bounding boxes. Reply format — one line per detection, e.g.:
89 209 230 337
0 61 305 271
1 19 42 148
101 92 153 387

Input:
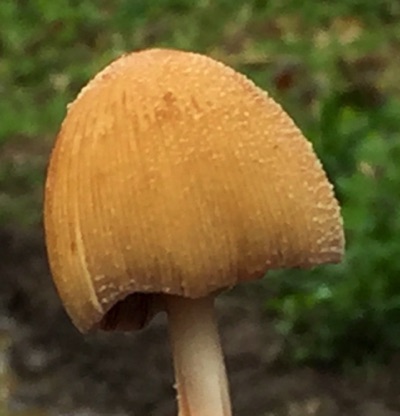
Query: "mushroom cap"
44 48 344 333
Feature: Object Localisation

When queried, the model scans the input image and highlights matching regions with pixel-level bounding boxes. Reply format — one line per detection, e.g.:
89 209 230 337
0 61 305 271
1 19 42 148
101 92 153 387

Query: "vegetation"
2 0 400 367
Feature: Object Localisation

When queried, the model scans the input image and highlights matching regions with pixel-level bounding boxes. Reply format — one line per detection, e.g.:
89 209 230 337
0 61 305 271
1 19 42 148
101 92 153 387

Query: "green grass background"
2 0 400 368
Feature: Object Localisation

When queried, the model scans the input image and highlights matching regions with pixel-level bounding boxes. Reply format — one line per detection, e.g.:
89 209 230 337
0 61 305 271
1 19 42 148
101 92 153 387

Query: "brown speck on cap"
44 48 344 333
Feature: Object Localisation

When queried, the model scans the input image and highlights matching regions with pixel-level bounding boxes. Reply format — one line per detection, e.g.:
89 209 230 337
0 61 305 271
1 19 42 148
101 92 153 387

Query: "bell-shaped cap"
44 49 344 333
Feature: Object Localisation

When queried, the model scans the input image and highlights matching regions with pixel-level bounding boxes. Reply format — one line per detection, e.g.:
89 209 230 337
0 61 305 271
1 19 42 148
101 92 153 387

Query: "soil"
1 227 400 416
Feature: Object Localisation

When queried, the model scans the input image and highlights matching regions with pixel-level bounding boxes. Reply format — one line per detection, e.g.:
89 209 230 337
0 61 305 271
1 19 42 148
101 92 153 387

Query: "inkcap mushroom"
44 48 344 416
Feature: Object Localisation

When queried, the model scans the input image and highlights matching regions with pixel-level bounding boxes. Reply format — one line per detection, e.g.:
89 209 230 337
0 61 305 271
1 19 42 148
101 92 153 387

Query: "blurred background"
1 1 400 415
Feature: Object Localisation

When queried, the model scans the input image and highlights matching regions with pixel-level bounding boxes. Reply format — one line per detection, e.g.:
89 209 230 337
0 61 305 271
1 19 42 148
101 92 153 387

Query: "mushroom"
44 48 344 416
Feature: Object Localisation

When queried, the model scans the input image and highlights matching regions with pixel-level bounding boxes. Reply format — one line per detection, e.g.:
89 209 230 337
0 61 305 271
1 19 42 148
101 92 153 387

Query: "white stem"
166 295 232 416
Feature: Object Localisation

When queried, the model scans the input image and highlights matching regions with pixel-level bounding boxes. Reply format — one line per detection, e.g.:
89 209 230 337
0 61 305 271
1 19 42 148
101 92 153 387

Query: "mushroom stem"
166 295 232 416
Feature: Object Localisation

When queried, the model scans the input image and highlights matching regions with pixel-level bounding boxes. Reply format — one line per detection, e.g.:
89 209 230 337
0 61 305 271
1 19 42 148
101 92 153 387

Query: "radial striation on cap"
44 48 344 332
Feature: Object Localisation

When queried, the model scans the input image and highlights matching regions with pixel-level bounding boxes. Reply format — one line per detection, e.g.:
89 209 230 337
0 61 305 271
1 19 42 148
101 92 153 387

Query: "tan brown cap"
44 48 344 333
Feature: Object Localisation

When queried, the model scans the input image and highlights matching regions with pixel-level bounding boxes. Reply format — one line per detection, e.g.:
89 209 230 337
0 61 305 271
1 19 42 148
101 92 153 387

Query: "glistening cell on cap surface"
44 48 344 332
